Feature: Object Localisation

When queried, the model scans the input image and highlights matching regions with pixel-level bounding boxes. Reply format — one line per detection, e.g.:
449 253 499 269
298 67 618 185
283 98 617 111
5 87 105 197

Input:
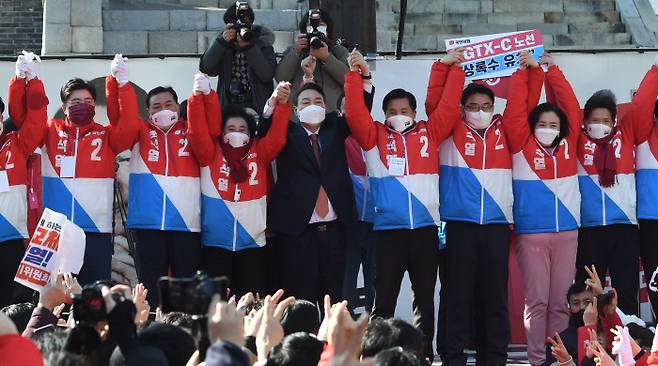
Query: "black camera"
234 1 255 43
158 272 230 316
306 9 327 50
72 285 124 324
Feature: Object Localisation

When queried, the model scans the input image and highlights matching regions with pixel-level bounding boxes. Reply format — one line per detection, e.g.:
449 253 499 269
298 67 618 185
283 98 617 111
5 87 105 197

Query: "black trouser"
343 221 376 314
135 229 201 305
264 234 280 295
277 221 347 306
576 224 640 316
443 221 511 366
0 239 26 308
77 232 113 286
372 226 439 360
202 246 266 297
436 248 448 361
639 220 658 317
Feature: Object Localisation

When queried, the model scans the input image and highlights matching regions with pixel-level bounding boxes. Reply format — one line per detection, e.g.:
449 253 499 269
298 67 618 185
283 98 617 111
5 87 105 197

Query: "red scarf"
591 133 617 188
220 140 252 183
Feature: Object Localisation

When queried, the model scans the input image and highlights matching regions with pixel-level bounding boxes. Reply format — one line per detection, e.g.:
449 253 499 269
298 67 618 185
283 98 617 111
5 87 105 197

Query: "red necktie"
310 134 329 218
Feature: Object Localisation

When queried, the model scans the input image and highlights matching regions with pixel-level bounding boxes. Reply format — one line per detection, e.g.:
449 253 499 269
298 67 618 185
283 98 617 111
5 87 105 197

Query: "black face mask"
569 309 586 328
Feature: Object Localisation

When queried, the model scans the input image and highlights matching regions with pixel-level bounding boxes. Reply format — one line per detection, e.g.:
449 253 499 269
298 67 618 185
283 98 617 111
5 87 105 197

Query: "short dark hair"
60 78 96 103
33 327 68 359
146 86 179 108
224 3 255 24
1 302 35 333
46 352 92 366
295 83 326 104
281 300 320 336
461 83 494 106
566 281 589 303
0 96 4 115
222 104 257 137
138 323 196 366
160 311 194 332
528 102 570 148
382 89 417 113
362 319 426 359
374 347 423 366
298 9 334 39
584 89 617 121
266 332 324 366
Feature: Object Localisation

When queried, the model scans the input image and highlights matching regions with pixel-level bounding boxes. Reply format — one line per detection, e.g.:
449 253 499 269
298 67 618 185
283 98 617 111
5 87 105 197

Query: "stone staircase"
376 0 634 52
102 0 302 54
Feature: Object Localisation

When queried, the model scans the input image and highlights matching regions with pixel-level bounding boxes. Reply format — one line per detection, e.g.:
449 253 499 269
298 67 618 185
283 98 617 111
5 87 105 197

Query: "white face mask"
534 127 559 147
298 105 326 125
464 111 494 130
151 109 178 130
586 123 612 140
386 114 414 133
223 131 250 148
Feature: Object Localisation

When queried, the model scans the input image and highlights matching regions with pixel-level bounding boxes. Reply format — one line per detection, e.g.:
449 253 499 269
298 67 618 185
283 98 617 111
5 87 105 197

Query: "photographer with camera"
199 1 276 114
275 8 349 114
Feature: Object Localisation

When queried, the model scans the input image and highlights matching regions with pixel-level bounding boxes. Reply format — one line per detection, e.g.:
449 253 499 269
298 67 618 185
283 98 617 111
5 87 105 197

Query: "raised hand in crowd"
584 264 604 295
301 55 317 81
15 49 40 80
132 283 150 326
256 289 295 361
440 47 465 66
347 49 370 78
207 294 245 346
589 340 616 366
111 53 129 86
193 72 212 96
63 272 82 299
294 33 309 54
601 288 618 317
326 302 370 366
547 333 572 365
540 52 556 68
583 296 598 327
611 326 637 365
519 50 539 69
38 273 70 311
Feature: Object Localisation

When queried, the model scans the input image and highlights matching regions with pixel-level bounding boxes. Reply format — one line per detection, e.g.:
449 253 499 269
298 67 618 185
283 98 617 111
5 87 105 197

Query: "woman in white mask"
503 51 581 366
187 76 292 297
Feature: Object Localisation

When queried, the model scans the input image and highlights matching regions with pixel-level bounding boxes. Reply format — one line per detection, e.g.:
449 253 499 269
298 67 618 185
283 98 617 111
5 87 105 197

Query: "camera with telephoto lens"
306 9 327 50
158 271 230 316
72 284 124 324
234 1 255 43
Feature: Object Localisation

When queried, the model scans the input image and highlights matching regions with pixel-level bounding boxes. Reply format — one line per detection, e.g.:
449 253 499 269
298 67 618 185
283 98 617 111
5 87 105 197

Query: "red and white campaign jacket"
9 78 138 233
2 77 48 242
628 67 658 220
567 71 655 227
504 66 581 234
344 69 463 231
187 90 291 251
106 76 201 232
426 61 513 225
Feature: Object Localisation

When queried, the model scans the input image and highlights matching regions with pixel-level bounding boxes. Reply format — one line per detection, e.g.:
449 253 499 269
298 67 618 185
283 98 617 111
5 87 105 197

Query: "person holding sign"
344 49 464 359
187 75 291 297
503 52 581 366
105 55 204 305
570 59 658 317
425 47 514 365
10 58 138 286
0 52 48 307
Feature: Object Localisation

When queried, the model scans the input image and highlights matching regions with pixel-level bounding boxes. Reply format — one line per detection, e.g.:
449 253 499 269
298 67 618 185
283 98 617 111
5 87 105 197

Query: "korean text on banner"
445 29 544 80
14 208 86 292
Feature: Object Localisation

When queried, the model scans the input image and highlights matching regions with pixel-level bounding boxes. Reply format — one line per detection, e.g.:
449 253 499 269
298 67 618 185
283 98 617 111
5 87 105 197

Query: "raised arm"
543 62 582 145
344 71 377 150
8 77 27 128
187 74 218 167
503 68 533 153
426 65 465 143
257 83 292 164
15 77 48 156
107 82 139 153
624 64 658 145
425 48 465 116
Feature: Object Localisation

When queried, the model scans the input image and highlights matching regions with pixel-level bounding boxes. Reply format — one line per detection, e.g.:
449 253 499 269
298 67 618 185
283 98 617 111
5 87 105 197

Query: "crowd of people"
3 3 658 366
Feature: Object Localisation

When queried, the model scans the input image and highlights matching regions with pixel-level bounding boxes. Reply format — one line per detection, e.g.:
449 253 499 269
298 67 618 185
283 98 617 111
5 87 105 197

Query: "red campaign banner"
456 30 543 63
474 77 512 100
15 262 51 287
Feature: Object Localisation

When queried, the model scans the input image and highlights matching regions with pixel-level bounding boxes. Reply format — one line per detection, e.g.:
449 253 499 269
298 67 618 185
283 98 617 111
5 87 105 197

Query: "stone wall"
0 0 43 56
42 0 103 54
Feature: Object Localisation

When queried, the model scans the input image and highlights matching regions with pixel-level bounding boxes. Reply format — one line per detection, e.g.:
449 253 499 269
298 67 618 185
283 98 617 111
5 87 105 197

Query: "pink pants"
516 230 578 366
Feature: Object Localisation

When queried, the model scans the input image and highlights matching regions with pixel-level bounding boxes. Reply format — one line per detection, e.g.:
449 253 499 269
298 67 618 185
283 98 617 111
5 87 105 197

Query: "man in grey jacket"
275 9 349 114
199 2 276 113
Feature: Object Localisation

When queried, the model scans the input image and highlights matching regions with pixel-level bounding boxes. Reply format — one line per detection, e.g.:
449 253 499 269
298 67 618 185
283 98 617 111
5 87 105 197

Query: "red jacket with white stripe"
1 77 48 242
106 76 202 232
187 90 291 250
344 69 463 230
504 66 581 234
10 77 138 233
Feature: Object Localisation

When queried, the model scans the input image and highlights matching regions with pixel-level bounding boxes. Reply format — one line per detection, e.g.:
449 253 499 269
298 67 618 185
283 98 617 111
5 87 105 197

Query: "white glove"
193 73 211 96
612 326 636 366
15 50 40 80
111 54 129 86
